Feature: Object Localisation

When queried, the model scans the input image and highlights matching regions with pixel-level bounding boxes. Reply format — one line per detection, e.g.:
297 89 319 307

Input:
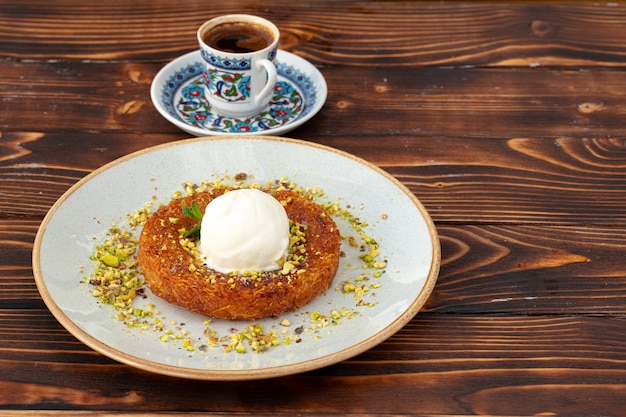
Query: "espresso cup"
197 14 279 118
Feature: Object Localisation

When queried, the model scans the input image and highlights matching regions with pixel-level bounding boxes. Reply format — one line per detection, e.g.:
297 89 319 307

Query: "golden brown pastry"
138 188 341 320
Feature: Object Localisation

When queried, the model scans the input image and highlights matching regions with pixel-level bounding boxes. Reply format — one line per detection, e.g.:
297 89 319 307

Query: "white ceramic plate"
151 50 327 136
33 136 439 380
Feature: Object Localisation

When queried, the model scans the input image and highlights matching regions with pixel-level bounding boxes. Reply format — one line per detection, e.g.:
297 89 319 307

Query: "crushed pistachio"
83 173 387 355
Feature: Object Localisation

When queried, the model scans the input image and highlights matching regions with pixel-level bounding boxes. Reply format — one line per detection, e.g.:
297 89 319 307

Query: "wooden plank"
5 220 626 314
0 220 39 303
1 131 625 224
2 62 626 138
430 224 626 314
2 1 626 67
0 313 624 415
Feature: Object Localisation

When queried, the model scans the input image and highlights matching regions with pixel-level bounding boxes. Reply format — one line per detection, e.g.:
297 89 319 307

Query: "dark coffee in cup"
202 22 274 53
198 14 279 117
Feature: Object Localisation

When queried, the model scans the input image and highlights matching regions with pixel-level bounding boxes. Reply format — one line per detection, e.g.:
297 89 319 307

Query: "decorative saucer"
151 50 327 136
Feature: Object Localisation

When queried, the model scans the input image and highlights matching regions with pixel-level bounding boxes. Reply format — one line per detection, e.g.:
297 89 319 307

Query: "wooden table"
2 1 626 415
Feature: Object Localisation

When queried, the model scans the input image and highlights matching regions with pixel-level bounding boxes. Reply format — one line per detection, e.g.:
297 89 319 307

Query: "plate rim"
32 135 440 380
150 50 328 137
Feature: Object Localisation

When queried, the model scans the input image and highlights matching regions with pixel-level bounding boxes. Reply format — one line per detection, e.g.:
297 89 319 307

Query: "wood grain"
2 61 626 138
0 312 625 415
3 1 626 415
2 132 625 225
2 1 626 67
4 220 626 315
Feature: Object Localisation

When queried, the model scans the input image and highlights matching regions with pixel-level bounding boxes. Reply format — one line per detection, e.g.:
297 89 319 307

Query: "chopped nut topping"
84 173 387 355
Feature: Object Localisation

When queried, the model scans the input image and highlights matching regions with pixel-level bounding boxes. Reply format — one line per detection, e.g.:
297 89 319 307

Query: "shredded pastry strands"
82 174 387 355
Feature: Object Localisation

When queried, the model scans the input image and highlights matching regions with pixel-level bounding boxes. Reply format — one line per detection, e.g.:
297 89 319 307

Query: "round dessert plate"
33 136 440 381
150 50 327 136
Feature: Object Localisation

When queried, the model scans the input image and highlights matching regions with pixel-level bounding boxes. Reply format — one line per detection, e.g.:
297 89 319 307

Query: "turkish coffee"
203 21 274 53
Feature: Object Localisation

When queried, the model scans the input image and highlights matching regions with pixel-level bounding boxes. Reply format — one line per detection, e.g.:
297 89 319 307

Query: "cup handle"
255 59 277 106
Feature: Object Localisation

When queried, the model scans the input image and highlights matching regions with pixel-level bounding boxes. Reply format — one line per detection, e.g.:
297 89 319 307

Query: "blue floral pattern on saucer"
160 55 318 134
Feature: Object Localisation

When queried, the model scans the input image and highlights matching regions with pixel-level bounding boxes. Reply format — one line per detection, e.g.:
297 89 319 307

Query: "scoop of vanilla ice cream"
199 188 290 273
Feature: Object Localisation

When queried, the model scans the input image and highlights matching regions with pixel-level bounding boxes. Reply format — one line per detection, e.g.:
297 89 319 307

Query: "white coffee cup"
197 15 279 118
